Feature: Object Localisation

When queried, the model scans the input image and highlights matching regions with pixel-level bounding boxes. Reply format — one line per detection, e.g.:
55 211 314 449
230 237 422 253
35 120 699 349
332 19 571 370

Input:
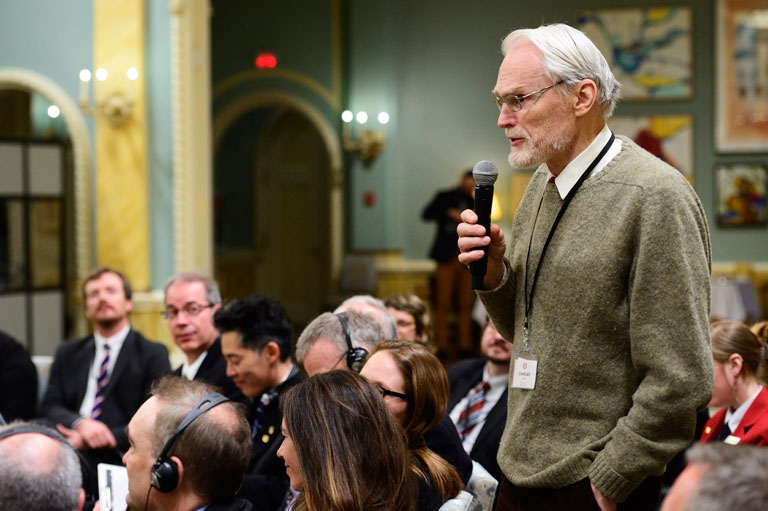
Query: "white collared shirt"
449 365 509 453
78 324 131 417
181 349 209 380
724 385 764 434
546 124 622 199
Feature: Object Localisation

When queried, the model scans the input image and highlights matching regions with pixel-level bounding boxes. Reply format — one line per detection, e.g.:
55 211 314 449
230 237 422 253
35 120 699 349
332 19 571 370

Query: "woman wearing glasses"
277 370 416 511
360 340 464 510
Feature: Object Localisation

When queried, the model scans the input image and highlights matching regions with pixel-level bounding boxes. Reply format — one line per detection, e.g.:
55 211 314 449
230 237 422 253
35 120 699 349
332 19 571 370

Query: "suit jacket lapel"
73 336 97 407
735 387 768 437
105 330 135 398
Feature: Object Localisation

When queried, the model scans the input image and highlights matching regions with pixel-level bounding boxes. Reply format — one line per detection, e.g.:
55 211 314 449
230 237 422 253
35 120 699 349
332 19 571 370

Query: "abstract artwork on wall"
716 164 767 227
609 115 694 183
577 7 692 100
716 0 768 152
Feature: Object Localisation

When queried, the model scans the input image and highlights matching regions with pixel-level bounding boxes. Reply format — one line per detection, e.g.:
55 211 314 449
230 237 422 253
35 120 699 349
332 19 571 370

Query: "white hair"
334 295 398 339
502 23 621 118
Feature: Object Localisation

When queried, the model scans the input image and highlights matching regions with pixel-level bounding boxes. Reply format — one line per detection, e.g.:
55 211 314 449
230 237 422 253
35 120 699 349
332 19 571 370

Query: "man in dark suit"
0 330 38 421
163 272 244 402
448 319 512 480
41 268 170 471
422 170 476 358
215 294 302 511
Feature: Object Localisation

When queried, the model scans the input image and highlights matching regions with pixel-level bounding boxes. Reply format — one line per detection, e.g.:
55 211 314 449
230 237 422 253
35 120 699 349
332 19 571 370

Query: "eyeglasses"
492 80 565 112
376 384 409 401
162 302 214 320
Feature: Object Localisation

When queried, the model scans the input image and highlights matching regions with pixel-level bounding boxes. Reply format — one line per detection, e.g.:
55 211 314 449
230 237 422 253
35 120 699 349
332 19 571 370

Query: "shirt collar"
481 365 509 390
181 349 209 380
93 323 130 351
725 385 764 432
546 124 618 199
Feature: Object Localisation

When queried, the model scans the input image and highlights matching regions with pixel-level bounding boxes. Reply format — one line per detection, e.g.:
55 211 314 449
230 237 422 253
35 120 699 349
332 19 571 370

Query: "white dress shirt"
724 385 764 434
181 350 209 380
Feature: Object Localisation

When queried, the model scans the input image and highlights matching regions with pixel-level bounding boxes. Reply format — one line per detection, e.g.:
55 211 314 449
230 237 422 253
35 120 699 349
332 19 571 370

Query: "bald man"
0 421 85 511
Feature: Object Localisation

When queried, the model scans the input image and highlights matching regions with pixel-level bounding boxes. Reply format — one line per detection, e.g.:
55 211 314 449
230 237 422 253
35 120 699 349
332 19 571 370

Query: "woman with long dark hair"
277 370 416 511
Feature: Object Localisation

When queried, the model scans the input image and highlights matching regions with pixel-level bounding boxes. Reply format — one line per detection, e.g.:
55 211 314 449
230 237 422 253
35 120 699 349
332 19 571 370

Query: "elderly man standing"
457 24 712 511
164 272 244 402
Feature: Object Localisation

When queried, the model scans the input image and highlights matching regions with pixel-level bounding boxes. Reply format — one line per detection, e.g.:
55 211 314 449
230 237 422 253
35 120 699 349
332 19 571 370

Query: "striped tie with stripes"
91 342 111 420
456 380 490 439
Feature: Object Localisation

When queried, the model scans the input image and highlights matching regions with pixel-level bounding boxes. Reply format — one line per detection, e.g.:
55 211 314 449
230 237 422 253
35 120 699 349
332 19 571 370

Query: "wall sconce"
341 110 389 164
78 67 138 127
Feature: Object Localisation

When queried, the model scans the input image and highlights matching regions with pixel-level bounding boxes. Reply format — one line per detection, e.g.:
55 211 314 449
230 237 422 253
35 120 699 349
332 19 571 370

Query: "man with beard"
41 268 170 490
448 319 512 480
457 24 712 511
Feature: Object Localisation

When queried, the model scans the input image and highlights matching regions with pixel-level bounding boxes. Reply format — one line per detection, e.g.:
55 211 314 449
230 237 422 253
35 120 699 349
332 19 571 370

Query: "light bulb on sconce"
341 109 389 164
78 66 138 127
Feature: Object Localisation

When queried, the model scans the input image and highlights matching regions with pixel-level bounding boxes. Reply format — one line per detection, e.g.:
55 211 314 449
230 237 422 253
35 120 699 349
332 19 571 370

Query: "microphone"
470 160 498 290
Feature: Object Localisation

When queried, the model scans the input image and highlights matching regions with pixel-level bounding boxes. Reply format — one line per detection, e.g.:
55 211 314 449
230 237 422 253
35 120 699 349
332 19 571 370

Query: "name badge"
724 435 741 445
512 357 537 390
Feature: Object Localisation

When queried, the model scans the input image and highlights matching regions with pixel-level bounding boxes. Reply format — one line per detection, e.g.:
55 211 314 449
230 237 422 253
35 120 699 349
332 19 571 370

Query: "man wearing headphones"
215 295 302 511
123 376 252 511
0 421 85 511
295 309 384 376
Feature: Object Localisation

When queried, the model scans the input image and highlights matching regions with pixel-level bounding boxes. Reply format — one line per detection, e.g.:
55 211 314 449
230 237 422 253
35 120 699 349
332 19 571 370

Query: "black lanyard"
522 133 616 337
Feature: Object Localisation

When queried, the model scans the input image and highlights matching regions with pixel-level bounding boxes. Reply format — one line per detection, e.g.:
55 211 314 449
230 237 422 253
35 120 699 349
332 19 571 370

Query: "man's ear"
170 456 184 491
78 488 86 511
572 78 598 117
262 341 281 363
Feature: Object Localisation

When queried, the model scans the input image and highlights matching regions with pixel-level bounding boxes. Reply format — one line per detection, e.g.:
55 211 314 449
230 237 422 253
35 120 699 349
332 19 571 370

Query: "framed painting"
716 0 768 152
609 115 694 183
576 7 692 100
716 164 767 227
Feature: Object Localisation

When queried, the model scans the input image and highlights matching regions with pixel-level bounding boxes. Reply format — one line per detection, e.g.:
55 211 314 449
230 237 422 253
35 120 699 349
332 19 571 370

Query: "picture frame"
576 7 693 100
715 0 768 152
715 164 767 227
609 115 694 183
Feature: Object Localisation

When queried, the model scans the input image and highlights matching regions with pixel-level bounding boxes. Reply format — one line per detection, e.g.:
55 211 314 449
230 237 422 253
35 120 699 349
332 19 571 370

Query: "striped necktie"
91 342 111 420
456 380 490 438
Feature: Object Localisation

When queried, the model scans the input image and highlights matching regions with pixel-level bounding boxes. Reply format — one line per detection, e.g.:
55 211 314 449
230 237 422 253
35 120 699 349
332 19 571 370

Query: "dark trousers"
494 473 662 511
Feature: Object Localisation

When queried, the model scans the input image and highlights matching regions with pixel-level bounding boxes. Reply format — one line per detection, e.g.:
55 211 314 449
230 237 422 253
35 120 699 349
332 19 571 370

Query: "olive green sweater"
479 137 713 503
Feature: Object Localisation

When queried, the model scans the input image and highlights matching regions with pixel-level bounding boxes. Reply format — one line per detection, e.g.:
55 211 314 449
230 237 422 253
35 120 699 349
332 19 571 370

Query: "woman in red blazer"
700 320 768 446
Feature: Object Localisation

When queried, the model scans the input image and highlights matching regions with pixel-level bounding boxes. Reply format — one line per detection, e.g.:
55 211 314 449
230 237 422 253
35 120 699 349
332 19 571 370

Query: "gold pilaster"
94 0 150 290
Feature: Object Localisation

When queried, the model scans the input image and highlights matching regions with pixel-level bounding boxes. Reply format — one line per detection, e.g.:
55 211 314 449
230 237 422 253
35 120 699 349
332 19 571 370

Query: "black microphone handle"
470 184 494 290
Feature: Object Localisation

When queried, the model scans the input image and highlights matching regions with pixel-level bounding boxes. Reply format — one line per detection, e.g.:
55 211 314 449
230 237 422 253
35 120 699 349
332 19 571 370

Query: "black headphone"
336 312 369 373
150 392 230 493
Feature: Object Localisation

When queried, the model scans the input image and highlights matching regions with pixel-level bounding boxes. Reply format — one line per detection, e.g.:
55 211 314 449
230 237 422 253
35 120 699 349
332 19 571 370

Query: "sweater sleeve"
476 258 517 344
589 181 713 502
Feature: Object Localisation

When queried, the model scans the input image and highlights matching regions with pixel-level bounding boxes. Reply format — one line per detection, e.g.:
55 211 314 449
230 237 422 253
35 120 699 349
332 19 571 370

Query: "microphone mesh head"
473 160 498 186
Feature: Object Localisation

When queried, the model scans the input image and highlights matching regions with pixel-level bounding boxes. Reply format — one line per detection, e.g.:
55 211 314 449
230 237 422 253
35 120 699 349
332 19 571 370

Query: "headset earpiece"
149 392 229 493
336 312 369 373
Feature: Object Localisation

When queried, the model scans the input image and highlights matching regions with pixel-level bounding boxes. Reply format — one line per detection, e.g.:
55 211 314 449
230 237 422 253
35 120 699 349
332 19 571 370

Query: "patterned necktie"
716 422 732 442
456 381 490 438
91 342 111 420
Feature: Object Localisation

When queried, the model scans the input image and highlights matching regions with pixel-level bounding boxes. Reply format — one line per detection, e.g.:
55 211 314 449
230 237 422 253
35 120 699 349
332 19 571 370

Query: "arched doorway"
213 103 337 325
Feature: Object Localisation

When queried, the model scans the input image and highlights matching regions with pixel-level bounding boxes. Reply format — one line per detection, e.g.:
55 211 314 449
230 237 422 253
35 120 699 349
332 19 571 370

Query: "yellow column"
93 0 149 290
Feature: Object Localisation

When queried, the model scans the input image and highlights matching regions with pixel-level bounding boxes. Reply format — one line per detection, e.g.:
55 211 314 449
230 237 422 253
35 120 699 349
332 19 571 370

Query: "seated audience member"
214 295 303 511
448 319 511 480
0 330 38 421
296 310 384 375
384 293 435 351
123 376 252 511
661 443 768 511
278 370 416 511
0 421 84 511
163 272 245 401
334 294 398 339
360 340 467 509
40 268 170 489
699 320 768 445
